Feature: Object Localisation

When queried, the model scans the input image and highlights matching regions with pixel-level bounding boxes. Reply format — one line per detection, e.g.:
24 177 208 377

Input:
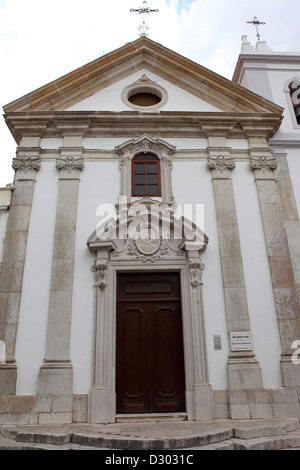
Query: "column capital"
249 155 277 179
12 156 41 175
207 155 235 178
188 258 205 288
91 260 109 291
56 155 85 175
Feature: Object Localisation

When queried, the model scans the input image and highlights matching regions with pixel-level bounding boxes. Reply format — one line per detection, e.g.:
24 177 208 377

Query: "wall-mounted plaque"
230 331 252 351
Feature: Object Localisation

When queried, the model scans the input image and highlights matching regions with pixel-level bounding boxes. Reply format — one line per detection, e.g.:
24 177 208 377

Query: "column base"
0 363 17 394
37 360 73 396
281 353 300 387
227 354 265 419
88 387 115 424
227 353 263 390
186 384 215 421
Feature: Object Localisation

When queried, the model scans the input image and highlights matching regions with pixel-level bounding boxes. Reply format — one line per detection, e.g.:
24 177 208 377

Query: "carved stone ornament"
207 155 235 176
12 156 41 173
127 231 169 263
56 156 85 172
249 156 278 172
91 261 109 290
138 139 154 154
189 260 205 288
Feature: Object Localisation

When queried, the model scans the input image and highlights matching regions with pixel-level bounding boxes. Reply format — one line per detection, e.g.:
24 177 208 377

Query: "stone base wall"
0 394 88 425
214 388 300 420
0 389 299 425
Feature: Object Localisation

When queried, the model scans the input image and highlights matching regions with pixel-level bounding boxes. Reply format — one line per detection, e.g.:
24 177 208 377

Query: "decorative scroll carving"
91 261 109 290
12 156 41 173
56 156 85 172
249 156 277 172
189 260 205 288
207 155 235 177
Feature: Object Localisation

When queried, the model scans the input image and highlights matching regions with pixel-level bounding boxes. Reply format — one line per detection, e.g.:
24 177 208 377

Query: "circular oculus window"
122 81 167 110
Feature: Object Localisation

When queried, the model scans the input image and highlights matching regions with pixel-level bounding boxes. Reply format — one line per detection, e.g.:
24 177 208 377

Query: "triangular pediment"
65 70 222 113
3 37 283 115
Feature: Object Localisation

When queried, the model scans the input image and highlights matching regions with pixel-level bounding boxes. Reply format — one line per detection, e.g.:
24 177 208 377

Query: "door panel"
150 303 186 412
116 273 186 414
116 303 149 414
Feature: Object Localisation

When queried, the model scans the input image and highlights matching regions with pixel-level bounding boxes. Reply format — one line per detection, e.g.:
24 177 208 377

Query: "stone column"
88 242 116 424
0 152 41 394
185 245 215 421
249 151 300 387
207 148 263 394
37 150 84 411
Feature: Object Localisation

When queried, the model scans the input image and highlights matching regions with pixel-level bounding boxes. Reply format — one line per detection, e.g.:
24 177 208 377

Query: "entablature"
4 111 283 144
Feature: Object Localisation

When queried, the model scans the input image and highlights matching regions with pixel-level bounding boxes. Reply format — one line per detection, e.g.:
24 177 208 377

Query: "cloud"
166 0 198 13
0 0 299 186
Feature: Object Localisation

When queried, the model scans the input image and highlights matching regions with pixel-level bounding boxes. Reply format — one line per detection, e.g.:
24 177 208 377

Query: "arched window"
132 153 161 197
289 79 300 124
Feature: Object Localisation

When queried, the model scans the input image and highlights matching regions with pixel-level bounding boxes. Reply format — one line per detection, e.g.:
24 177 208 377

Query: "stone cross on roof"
247 16 266 41
130 1 159 37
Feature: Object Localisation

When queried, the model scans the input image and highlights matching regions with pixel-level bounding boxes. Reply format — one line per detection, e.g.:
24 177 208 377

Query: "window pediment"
115 134 176 204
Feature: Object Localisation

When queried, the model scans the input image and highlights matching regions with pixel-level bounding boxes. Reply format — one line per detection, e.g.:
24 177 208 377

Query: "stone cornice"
233 52 300 84
3 37 283 115
4 111 283 144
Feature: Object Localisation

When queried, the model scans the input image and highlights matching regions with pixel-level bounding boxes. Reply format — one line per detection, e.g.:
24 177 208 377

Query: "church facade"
1 36 300 425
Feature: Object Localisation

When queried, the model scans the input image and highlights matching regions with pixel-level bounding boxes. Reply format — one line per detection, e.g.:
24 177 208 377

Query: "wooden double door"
116 272 186 414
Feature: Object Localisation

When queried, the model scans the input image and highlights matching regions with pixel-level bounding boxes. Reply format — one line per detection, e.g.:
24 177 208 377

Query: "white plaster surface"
15 163 58 395
233 163 282 388
172 161 230 390
67 70 222 113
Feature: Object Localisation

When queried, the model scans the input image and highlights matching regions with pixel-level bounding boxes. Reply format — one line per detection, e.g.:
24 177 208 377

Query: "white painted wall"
234 52 300 135
287 149 300 217
67 69 222 113
14 137 285 394
233 163 282 388
71 161 120 394
172 160 230 390
15 162 58 395
172 160 283 389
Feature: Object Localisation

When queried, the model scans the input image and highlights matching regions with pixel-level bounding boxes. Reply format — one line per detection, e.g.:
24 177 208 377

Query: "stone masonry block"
229 404 251 419
38 412 73 425
250 403 273 419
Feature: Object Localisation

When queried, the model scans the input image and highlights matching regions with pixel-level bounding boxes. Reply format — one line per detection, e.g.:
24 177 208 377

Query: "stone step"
1 423 232 450
1 419 299 450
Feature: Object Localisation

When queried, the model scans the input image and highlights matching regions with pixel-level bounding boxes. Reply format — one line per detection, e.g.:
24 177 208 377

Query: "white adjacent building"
0 35 300 424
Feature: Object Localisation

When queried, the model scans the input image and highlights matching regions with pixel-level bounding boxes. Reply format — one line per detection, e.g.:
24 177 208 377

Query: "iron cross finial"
130 1 159 37
247 16 266 41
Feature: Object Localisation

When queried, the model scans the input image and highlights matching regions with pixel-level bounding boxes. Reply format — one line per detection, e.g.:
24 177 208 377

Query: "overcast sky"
1 0 299 186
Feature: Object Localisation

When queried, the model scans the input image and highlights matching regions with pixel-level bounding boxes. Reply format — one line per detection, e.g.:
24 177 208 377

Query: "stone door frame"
87 212 215 423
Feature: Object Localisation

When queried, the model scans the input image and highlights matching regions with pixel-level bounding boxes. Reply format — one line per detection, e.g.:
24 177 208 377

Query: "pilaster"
37 145 84 415
0 149 41 394
207 143 263 403
88 242 116 424
249 144 300 387
185 247 215 420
